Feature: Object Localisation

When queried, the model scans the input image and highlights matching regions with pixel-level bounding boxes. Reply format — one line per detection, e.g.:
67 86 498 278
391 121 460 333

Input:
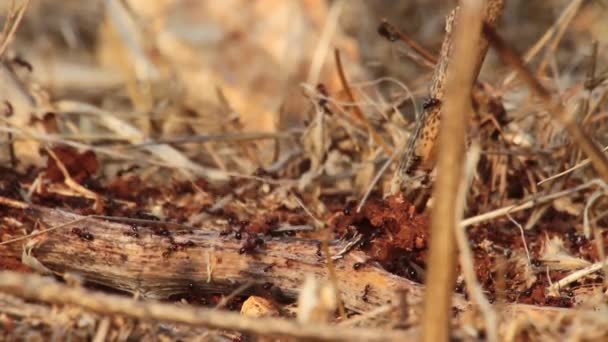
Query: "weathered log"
0 200 468 313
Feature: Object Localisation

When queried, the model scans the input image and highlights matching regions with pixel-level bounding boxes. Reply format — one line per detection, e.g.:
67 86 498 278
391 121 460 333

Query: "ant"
71 227 94 241
422 97 441 110
239 235 265 254
12 56 33 72
377 20 399 42
362 284 372 303
316 83 332 115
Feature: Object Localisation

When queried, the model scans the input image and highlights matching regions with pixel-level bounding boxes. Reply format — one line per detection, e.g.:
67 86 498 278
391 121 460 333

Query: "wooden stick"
422 1 486 341
0 271 417 342
0 292 223 341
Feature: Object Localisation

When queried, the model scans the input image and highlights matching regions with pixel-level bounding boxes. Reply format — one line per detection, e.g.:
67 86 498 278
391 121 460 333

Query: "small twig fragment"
334 49 392 155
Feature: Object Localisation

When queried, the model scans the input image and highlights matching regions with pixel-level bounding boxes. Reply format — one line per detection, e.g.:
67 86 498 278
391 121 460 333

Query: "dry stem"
455 142 497 342
547 257 608 295
460 180 605 228
0 0 30 58
0 271 416 342
422 1 485 341
334 49 392 155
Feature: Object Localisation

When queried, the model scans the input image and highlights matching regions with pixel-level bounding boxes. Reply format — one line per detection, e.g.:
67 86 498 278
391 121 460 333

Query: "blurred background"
0 0 606 179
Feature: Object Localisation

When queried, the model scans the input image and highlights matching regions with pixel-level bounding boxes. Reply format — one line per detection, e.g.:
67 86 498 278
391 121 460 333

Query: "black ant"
422 97 441 110
12 56 33 72
124 225 140 238
342 206 351 216
239 235 265 254
377 20 399 42
71 227 94 241
124 231 139 238
362 284 372 303
157 228 171 237
316 83 332 115
227 215 238 225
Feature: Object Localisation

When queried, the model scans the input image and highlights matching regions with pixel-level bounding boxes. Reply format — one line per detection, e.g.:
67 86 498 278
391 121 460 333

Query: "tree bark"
0 201 468 314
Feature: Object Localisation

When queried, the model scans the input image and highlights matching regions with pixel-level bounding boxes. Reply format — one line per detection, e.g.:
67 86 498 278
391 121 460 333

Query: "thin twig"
356 147 399 213
548 258 608 295
215 281 255 309
535 1 584 78
130 130 302 147
339 304 397 327
506 213 532 266
0 0 30 58
0 216 88 246
306 0 345 87
461 180 606 228
377 19 437 66
538 144 608 185
455 142 497 342
292 194 347 320
422 1 485 341
0 271 415 342
501 0 585 87
45 147 100 203
334 49 392 155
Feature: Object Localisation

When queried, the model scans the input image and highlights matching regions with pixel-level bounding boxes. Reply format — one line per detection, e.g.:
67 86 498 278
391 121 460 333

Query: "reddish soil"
1 152 604 310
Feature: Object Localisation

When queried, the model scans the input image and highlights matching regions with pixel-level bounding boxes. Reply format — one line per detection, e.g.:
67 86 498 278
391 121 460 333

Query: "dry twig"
334 49 392 155
422 1 487 341
0 271 417 342
460 180 606 228
547 257 608 295
0 0 30 59
455 142 498 342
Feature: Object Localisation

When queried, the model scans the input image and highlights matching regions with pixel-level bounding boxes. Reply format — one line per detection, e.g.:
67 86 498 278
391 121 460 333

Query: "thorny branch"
390 0 505 194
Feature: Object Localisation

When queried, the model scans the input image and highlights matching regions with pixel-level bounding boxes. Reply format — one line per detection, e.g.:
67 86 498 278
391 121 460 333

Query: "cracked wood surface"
0 202 468 314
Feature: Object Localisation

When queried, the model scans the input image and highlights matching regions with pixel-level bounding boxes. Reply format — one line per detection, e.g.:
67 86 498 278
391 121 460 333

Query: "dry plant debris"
1 0 608 341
